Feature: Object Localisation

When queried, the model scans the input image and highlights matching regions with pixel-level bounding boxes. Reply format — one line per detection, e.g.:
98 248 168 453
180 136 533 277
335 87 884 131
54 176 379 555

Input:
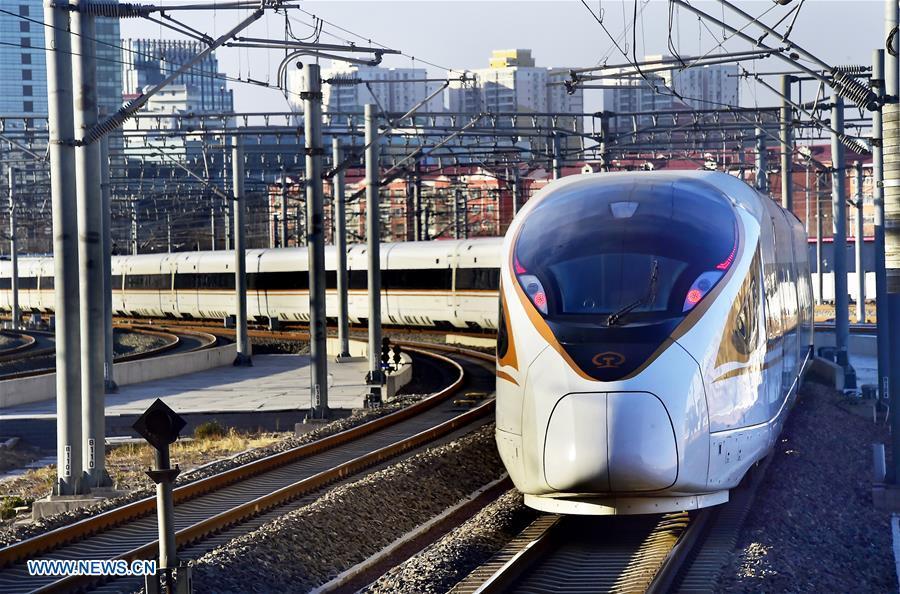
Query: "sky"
120 1 888 114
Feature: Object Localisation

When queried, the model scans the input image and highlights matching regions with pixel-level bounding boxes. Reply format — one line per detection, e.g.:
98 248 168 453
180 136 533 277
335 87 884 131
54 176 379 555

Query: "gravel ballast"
364 489 535 594
192 424 505 593
719 380 895 592
0 397 429 547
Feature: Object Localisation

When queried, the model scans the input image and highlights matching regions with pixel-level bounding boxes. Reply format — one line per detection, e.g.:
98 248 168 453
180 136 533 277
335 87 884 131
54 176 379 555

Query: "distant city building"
0 0 48 120
0 1 123 121
122 39 233 112
287 62 443 119
602 54 739 132
121 39 233 163
448 50 584 115
447 49 585 158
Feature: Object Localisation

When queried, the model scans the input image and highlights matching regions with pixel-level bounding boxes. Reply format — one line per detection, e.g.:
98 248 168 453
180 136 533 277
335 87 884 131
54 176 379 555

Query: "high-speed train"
496 171 813 515
0 239 503 329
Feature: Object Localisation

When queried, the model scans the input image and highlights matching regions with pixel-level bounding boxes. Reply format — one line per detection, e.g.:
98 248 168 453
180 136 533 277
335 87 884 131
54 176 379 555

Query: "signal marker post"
134 399 191 594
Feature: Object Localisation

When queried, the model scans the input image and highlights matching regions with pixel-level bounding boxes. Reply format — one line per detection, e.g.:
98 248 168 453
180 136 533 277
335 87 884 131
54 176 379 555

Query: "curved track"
0 346 495 594
0 328 217 380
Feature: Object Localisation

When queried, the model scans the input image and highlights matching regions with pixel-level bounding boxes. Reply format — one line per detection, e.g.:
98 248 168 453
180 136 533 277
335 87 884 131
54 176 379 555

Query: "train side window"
18 277 36 290
456 268 500 291
349 270 367 290
497 294 509 359
0 278 10 290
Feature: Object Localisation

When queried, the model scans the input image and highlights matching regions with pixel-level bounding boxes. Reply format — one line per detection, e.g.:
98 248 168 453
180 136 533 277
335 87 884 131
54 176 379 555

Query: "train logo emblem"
592 352 625 369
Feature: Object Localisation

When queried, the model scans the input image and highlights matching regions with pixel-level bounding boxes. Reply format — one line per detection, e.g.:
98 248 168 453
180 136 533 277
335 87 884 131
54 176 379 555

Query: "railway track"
0 327 217 381
452 457 771 594
0 345 495 594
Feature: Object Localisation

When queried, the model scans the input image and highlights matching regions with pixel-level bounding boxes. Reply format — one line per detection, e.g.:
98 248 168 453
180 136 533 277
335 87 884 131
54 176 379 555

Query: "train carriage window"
18 277 37 290
0 278 11 290
174 273 234 290
456 268 501 291
382 269 452 291
125 274 170 290
247 272 309 291
349 270 367 290
38 276 52 290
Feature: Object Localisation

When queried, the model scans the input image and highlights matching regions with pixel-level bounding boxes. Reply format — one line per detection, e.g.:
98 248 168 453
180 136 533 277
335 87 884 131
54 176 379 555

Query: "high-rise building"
602 55 739 132
287 62 443 119
0 0 48 119
448 50 584 116
122 39 233 113
121 39 233 163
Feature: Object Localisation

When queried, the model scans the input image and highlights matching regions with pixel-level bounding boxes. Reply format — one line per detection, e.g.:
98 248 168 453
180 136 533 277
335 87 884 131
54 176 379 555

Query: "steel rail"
0 346 492 594
0 331 37 360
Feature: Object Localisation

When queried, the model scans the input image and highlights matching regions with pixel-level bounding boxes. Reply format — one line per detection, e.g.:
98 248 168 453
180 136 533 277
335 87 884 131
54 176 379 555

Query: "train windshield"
514 178 737 326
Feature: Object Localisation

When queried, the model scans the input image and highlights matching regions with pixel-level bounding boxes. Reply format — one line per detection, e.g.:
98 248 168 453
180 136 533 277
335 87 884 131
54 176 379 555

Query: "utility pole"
872 48 889 402
413 162 423 241
365 104 383 406
816 171 824 305
167 213 173 253
831 94 851 380
551 133 562 180
131 201 138 255
44 0 84 495
780 75 794 212
854 161 865 323
100 136 116 393
883 0 900 484
232 136 251 366
210 207 216 250
512 167 521 216
223 149 231 251
804 163 811 234
332 138 351 360
281 167 288 248
453 188 462 240
8 168 18 330
755 127 768 193
302 63 329 417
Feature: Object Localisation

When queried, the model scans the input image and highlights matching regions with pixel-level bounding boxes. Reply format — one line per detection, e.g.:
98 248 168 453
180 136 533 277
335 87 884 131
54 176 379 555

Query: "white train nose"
543 392 678 493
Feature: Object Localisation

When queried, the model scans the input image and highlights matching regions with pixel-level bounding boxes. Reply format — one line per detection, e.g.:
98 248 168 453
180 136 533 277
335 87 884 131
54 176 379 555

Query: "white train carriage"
495 171 813 515
0 239 503 330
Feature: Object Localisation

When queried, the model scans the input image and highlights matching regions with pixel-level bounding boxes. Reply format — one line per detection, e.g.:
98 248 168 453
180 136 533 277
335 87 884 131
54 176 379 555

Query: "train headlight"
682 271 724 312
518 274 548 315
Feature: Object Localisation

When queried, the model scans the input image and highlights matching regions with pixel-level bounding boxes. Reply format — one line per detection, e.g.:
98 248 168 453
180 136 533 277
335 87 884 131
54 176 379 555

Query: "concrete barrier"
325 336 412 400
0 343 237 408
814 331 877 358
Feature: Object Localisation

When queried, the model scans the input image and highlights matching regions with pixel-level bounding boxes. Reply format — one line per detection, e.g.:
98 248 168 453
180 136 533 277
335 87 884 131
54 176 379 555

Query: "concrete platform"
0 355 399 448
0 355 372 419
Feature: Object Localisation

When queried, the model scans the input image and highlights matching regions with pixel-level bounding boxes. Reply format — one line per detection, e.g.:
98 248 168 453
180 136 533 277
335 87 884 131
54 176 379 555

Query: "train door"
776 213 799 397
251 251 266 320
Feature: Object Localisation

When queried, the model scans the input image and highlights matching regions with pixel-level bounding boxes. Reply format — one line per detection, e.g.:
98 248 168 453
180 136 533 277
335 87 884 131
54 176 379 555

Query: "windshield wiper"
607 259 659 327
